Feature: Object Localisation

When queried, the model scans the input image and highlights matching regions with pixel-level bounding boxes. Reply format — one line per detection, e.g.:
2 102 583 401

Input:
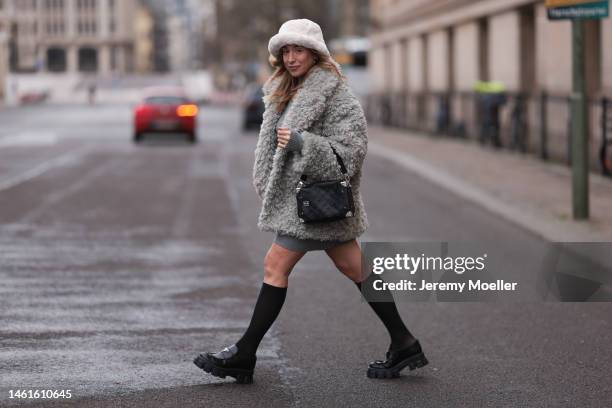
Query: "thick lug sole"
366 352 429 379
193 354 254 384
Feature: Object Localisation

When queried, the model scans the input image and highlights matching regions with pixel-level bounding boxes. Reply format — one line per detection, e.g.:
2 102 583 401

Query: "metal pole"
540 91 548 160
571 19 589 220
602 97 610 175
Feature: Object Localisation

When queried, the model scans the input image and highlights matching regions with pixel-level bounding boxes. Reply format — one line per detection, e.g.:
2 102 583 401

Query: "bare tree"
211 0 342 66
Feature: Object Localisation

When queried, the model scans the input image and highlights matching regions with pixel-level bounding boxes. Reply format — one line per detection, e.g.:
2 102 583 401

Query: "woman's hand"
277 127 291 149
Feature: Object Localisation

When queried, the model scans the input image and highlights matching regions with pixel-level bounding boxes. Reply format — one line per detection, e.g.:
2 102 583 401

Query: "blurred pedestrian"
87 83 97 105
194 18 428 383
475 80 507 148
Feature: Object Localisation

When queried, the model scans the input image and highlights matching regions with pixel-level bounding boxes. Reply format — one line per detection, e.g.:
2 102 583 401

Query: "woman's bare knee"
263 244 305 286
331 258 353 277
326 241 363 282
337 263 362 282
263 255 289 282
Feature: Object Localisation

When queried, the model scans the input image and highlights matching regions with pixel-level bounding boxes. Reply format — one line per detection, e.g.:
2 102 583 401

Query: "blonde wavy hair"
267 46 344 113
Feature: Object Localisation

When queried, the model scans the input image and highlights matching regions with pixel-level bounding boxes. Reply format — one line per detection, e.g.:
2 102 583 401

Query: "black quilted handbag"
295 144 355 224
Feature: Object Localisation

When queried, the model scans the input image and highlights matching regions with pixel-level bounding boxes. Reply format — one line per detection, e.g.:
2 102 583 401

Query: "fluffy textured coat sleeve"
291 86 367 181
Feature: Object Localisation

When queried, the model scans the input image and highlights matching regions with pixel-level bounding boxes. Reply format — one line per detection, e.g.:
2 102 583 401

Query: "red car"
133 87 198 143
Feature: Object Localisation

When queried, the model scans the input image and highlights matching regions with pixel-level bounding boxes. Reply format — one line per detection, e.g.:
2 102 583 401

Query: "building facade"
0 31 7 100
0 1 9 99
368 0 612 170
166 11 189 72
134 2 153 73
0 0 137 74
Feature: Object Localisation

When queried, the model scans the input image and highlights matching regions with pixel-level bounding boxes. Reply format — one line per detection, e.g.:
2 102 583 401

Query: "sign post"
546 0 609 220
571 18 589 219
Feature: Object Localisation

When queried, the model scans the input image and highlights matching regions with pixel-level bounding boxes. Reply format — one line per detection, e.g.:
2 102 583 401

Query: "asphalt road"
0 102 610 407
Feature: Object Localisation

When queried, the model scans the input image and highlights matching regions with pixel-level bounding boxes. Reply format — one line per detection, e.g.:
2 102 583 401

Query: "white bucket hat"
268 19 330 58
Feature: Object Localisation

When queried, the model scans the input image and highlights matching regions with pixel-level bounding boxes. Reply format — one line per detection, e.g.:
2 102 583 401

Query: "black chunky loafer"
193 344 256 384
367 339 428 379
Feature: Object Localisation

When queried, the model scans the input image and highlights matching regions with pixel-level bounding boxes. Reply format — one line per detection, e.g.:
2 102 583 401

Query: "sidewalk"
369 126 612 242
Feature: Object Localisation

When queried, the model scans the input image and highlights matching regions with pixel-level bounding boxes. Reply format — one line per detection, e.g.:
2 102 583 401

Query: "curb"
368 141 609 242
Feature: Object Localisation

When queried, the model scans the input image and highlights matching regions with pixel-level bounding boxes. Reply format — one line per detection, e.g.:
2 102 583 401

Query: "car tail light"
177 104 198 117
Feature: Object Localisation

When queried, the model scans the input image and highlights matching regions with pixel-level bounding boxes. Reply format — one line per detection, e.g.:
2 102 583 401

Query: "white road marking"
0 146 89 193
18 156 119 223
0 132 59 148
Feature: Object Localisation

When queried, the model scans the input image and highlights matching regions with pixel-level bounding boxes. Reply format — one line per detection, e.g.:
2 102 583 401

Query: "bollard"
601 97 610 176
567 95 573 166
435 93 450 135
510 93 527 152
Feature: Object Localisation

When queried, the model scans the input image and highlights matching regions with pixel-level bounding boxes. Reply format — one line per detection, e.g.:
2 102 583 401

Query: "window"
478 18 489 82
47 47 67 72
110 46 116 69
79 0 94 10
144 96 189 105
78 47 98 72
49 0 63 10
78 19 96 35
519 6 536 91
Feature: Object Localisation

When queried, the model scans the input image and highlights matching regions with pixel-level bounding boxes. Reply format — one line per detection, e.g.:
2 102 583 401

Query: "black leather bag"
295 144 355 224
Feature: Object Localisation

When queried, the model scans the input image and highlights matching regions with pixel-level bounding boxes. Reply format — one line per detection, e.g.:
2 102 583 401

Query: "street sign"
545 1 608 219
546 0 609 20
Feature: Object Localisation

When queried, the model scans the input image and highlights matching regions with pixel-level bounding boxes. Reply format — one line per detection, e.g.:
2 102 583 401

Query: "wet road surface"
0 103 610 407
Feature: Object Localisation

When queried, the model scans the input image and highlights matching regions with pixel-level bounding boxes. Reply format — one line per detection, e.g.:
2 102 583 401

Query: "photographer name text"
373 279 518 292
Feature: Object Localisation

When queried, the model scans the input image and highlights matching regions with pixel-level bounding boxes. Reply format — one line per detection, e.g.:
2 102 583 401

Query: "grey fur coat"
252 65 369 241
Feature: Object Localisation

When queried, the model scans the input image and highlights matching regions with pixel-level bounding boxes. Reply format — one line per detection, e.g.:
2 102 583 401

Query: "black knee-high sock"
355 274 416 351
235 282 287 356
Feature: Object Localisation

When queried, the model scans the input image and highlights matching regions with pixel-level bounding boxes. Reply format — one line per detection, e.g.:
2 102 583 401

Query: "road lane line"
171 149 199 239
0 146 90 193
18 156 120 223
0 132 59 148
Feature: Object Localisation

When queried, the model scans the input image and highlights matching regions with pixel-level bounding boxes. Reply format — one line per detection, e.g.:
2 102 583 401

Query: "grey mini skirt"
274 232 352 252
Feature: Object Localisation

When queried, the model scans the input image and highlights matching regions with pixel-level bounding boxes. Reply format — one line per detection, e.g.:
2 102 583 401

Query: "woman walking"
194 19 428 384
